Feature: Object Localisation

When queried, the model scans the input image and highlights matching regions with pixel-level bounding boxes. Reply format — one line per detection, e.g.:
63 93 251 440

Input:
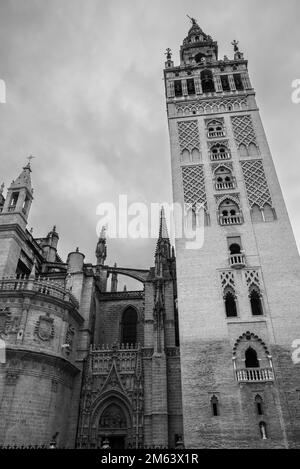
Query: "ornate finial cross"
27 155 35 163
231 40 239 52
187 15 197 26
165 48 172 60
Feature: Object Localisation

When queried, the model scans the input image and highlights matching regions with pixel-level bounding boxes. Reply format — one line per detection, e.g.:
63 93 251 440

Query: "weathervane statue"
187 15 197 26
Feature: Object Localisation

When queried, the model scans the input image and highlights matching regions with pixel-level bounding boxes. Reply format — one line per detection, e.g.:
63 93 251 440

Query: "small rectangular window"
221 75 231 92
187 78 195 95
174 80 183 97
233 74 244 91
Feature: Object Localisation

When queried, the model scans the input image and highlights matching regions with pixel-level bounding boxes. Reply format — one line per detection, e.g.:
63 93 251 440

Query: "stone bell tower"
164 18 300 448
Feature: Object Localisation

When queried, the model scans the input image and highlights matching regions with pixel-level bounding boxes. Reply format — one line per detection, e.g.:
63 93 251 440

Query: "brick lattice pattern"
177 120 200 153
231 115 258 147
181 165 207 208
241 160 273 208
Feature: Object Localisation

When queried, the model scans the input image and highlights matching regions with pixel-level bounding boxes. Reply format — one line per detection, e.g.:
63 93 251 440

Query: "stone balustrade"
0 275 79 308
236 368 274 383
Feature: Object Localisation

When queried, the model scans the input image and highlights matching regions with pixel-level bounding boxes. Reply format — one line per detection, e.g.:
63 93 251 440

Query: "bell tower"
164 18 300 448
0 162 34 276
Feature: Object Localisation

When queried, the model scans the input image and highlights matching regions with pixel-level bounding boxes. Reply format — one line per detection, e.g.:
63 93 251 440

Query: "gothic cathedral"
0 19 299 449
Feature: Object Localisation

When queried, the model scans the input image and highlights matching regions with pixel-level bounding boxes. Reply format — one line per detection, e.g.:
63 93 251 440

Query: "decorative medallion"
35 314 54 341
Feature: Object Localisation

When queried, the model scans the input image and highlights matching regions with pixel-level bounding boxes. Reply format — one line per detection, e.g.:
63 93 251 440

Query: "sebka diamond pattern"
178 120 200 153
241 160 272 208
231 115 258 148
182 165 207 208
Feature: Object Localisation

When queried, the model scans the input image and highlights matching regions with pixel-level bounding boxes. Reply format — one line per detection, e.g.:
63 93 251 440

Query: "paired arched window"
219 199 242 225
121 307 138 345
207 119 225 138
245 347 260 368
215 166 235 190
210 143 229 160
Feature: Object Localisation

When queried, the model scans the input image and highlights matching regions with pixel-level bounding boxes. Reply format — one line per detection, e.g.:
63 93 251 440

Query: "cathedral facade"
0 19 300 449
0 164 182 449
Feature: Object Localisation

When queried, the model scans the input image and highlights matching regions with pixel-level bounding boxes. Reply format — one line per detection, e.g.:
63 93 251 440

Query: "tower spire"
1 162 34 224
155 207 171 276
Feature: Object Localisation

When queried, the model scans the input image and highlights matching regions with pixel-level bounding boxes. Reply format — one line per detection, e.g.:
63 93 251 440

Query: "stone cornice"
6 345 81 376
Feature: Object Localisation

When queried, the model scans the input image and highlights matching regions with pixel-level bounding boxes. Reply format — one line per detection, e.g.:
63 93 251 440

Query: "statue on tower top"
232 39 244 60
187 15 198 26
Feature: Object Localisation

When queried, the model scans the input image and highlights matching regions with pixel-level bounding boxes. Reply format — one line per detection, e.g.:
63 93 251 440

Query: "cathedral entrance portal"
98 403 130 449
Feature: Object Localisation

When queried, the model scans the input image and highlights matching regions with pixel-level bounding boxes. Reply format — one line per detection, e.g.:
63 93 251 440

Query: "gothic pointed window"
211 395 219 416
245 347 260 368
255 395 263 416
224 288 237 318
201 69 215 93
121 307 137 345
250 287 263 316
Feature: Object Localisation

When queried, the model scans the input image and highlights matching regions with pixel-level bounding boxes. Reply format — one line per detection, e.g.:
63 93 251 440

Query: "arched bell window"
121 307 138 345
245 347 260 368
201 69 215 93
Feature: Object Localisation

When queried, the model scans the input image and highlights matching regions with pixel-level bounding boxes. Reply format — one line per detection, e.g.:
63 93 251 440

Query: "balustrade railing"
215 180 236 190
229 253 246 268
0 275 78 308
236 368 274 382
208 130 226 138
210 152 231 161
220 215 243 226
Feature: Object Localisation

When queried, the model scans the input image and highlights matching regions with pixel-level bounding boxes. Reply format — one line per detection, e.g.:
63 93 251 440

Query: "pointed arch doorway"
95 398 134 449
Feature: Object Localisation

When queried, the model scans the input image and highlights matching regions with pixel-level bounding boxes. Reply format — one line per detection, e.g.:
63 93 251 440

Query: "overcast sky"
0 0 299 275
